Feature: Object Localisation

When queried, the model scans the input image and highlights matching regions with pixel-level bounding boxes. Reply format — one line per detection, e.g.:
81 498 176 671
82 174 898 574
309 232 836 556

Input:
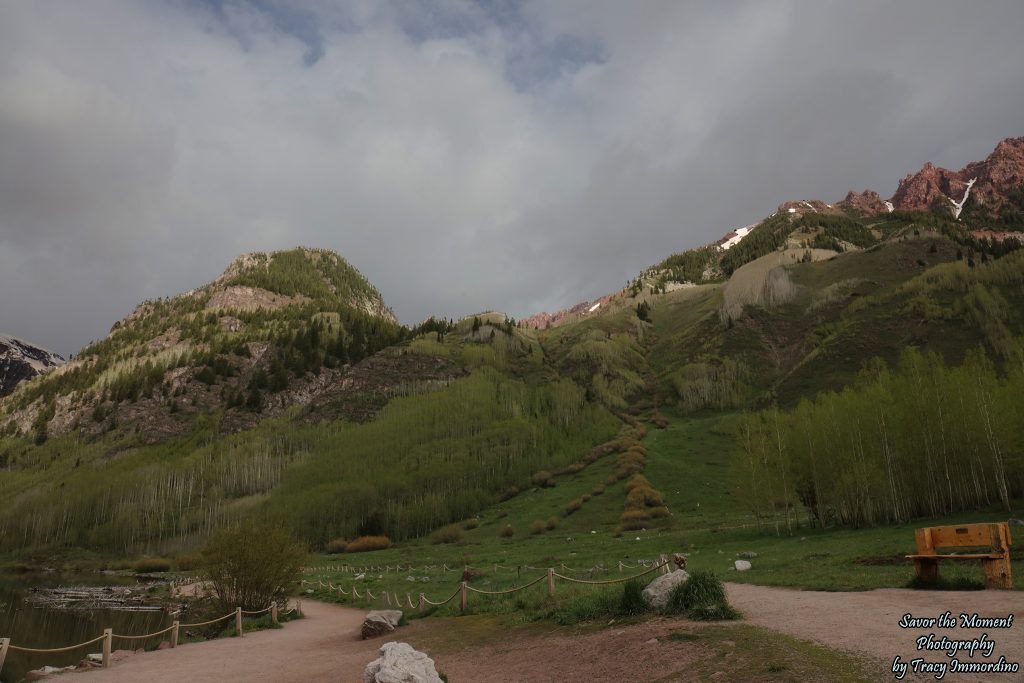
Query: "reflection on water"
1 573 172 683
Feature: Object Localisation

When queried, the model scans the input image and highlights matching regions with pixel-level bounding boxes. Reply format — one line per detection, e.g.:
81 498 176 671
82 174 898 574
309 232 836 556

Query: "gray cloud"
1 0 1022 355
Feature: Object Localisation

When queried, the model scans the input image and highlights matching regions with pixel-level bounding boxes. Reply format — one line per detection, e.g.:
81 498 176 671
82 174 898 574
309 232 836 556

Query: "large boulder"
363 642 443 683
641 569 690 610
361 609 404 639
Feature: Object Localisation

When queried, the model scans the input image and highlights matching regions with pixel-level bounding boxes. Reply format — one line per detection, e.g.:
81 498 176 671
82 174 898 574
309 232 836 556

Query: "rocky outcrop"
641 569 690 610
205 285 311 312
837 189 890 214
0 335 64 397
361 610 404 639
891 137 1024 216
363 642 443 683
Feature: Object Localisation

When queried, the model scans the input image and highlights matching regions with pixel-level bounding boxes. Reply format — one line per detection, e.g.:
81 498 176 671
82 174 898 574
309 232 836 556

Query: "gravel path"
80 600 378 682
77 585 1024 682
727 583 1024 682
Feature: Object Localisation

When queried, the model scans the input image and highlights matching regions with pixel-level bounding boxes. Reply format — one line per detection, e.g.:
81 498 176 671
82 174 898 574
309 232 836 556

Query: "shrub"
625 486 664 510
173 553 204 571
620 509 650 530
345 535 392 553
462 518 480 530
558 462 585 476
624 474 652 492
648 506 671 519
202 519 307 611
531 519 547 535
429 525 464 545
545 516 559 531
563 498 584 516
581 494 591 503
531 470 554 488
325 538 348 554
591 485 605 496
499 486 520 502
133 558 171 573
665 571 738 620
498 524 516 538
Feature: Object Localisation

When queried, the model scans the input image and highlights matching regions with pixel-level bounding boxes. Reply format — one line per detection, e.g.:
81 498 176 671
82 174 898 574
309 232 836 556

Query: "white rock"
734 560 752 572
363 642 443 683
641 569 690 610
361 610 403 639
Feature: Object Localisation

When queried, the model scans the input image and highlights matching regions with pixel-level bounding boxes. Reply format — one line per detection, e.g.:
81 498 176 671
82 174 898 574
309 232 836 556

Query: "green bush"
666 571 738 620
498 524 516 538
531 519 547 535
203 519 307 611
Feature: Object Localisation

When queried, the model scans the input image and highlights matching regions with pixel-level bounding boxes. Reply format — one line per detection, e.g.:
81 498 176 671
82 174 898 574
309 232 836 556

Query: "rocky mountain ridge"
524 137 1023 329
0 335 64 398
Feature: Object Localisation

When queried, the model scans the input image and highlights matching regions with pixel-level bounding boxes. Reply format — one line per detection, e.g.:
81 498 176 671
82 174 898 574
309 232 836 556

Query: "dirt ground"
78 583 1024 682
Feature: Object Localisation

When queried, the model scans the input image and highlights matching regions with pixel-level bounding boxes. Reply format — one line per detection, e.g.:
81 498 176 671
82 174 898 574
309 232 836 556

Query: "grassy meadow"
301 412 1023 624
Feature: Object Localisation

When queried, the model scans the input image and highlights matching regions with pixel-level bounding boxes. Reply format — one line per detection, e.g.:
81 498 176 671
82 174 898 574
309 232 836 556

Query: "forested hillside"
2 145 1024 558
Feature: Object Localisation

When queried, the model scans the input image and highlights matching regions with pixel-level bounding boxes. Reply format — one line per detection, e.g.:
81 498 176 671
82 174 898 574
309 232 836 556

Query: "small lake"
1 572 174 683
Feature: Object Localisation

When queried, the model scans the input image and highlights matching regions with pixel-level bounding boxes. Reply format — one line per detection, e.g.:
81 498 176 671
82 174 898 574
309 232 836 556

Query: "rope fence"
1 601 296 676
308 553 679 614
302 556 663 582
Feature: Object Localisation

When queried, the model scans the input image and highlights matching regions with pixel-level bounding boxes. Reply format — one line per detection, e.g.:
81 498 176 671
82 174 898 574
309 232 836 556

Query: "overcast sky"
2 1 1023 356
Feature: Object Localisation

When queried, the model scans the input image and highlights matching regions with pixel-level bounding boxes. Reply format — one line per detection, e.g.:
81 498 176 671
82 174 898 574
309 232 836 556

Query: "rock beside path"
642 569 689 610
361 609 403 639
363 642 442 683
734 560 752 571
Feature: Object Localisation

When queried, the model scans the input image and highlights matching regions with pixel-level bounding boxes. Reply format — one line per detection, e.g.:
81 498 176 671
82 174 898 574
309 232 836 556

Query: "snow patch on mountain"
720 225 754 251
949 177 977 220
0 334 65 397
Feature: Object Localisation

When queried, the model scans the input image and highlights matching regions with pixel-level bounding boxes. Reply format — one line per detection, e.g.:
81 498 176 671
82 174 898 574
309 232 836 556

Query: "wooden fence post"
660 554 670 574
271 605 278 625
1 637 10 673
419 593 425 610
547 568 555 597
459 582 467 612
102 629 112 668
235 607 243 637
170 621 179 648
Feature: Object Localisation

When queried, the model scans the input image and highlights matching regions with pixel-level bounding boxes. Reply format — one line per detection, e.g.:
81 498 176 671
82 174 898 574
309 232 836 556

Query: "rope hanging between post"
111 625 176 640
8 634 107 654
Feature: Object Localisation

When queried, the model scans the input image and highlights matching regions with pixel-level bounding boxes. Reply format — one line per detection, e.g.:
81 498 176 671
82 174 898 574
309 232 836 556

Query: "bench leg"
914 558 939 584
983 557 1012 590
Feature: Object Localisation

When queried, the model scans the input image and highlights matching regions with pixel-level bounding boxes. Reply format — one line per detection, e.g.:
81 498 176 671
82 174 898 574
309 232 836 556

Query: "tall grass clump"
553 579 649 625
665 571 738 620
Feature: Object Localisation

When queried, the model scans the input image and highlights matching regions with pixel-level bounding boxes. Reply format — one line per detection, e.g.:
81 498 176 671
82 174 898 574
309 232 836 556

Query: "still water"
0 572 173 683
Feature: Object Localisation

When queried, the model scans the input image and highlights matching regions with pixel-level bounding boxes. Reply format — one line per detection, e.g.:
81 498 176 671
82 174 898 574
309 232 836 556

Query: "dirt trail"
726 583 1024 682
81 600 377 683
78 585 1024 682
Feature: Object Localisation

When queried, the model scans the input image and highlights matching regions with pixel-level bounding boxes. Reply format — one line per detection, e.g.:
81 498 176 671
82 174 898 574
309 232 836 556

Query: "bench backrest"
914 522 1012 555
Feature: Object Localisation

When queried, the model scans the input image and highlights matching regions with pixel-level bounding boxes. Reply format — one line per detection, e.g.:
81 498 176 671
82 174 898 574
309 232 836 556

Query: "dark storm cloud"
1 0 1022 355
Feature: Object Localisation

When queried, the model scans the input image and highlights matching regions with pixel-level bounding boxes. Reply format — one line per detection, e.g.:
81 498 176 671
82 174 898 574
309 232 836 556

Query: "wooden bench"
906 522 1013 589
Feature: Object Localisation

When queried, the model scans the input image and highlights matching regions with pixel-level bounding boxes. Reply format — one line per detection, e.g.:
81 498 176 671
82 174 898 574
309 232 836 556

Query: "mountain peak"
0 335 64 398
211 247 397 323
891 137 1024 217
